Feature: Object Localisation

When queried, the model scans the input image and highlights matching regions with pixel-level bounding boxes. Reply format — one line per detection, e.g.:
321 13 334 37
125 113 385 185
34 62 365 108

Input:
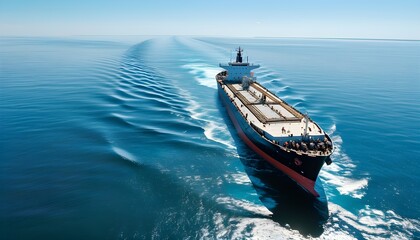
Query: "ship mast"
236 47 243 63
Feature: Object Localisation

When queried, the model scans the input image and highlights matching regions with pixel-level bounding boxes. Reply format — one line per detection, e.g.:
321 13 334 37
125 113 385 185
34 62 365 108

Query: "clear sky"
1 0 419 39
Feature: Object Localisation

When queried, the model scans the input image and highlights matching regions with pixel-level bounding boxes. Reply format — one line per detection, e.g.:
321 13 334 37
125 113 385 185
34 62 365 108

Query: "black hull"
217 81 328 197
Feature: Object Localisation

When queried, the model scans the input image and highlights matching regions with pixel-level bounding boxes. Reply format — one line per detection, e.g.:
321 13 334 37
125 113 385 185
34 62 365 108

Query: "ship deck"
220 81 325 139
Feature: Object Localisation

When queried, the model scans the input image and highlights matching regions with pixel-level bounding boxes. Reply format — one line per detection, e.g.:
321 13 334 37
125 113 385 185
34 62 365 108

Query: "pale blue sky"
1 0 419 39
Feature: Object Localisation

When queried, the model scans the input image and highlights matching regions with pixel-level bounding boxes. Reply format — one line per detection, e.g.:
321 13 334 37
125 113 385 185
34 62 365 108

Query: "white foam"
328 203 420 239
178 88 236 150
204 197 305 239
227 217 301 239
223 173 252 185
319 125 369 199
203 121 236 149
327 123 336 135
182 63 221 89
215 196 272 216
210 197 291 239
320 170 368 199
200 196 419 239
112 146 138 163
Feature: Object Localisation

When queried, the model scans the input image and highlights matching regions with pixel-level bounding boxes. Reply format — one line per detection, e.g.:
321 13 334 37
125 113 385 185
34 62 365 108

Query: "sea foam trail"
319 124 369 199
177 52 237 150
111 146 139 164
326 203 420 239
203 197 420 240
182 63 220 89
179 87 236 150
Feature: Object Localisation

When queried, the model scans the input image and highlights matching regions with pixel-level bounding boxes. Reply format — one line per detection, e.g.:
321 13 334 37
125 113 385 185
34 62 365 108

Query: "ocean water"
1 36 419 239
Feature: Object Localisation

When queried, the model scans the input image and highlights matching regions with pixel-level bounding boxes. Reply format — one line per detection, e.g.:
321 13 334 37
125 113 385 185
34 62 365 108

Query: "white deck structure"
221 82 325 141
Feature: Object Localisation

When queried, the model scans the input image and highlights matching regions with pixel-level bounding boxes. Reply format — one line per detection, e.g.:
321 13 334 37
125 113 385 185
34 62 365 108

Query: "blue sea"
1 36 419 239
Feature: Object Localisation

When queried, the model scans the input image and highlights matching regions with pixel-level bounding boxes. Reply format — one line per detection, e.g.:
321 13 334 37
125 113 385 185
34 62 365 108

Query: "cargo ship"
216 47 333 197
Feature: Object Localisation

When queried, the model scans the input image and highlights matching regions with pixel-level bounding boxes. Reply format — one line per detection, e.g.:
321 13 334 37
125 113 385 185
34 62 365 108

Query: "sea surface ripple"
1 36 419 239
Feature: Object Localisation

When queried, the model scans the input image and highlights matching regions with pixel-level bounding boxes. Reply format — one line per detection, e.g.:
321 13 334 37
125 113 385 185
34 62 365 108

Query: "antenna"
304 113 309 138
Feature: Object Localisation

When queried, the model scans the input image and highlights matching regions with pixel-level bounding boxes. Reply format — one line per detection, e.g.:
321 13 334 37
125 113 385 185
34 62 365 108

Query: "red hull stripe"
221 90 319 197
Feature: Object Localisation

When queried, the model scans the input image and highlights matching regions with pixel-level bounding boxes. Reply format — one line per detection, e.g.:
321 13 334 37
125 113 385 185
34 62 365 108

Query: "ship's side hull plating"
217 81 327 197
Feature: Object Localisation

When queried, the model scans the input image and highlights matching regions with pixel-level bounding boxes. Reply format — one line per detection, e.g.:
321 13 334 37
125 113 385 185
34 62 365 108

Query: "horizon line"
1 34 419 42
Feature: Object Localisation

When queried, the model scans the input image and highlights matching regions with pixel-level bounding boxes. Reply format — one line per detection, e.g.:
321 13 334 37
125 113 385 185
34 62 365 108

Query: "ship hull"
217 81 328 197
